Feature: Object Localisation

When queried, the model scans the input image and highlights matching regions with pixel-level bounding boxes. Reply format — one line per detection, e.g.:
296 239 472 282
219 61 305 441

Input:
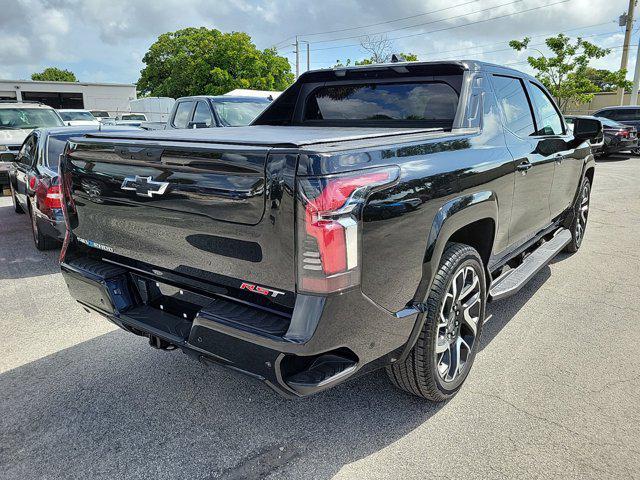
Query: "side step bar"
489 228 571 301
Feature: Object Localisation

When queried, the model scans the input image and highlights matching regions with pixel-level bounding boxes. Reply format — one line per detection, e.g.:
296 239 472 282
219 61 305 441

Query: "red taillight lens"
296 167 399 294
44 184 63 209
616 129 630 138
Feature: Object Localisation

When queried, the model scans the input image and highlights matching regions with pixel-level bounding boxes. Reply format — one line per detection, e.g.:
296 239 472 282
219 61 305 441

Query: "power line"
303 0 524 46
271 0 481 48
309 0 571 52
304 21 614 65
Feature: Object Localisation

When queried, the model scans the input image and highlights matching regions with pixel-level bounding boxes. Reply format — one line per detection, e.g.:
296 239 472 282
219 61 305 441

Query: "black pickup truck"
58 61 600 401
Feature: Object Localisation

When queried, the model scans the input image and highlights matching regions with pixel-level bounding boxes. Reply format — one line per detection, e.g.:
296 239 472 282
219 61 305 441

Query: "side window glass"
19 136 36 165
492 75 536 137
192 101 214 127
529 83 564 135
604 110 619 120
173 101 194 128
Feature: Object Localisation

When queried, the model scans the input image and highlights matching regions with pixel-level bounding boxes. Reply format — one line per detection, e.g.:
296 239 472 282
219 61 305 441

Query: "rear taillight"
615 129 630 138
44 184 63 209
296 166 399 294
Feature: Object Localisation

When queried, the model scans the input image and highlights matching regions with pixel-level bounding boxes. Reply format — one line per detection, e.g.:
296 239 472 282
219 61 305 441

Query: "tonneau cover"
85 125 441 148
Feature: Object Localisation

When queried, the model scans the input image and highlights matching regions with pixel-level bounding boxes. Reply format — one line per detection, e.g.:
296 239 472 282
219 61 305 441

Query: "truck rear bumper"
61 255 417 397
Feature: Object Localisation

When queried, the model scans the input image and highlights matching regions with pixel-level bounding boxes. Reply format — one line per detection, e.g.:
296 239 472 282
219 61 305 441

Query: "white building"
0 79 137 115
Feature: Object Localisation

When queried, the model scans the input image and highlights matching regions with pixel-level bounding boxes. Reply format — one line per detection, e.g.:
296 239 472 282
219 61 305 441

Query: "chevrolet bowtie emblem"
121 176 169 198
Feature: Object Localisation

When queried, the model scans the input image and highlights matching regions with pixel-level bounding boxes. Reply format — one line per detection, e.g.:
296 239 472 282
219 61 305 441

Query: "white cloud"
0 0 632 83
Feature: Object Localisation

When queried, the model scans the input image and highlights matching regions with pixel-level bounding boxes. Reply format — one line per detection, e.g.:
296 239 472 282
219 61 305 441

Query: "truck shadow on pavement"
0 266 555 480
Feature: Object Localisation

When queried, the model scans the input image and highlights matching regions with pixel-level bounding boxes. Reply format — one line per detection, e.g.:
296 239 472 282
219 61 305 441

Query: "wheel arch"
420 191 497 291
399 191 497 361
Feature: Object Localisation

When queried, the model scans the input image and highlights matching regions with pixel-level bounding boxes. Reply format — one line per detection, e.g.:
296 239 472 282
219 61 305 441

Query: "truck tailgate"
63 136 296 305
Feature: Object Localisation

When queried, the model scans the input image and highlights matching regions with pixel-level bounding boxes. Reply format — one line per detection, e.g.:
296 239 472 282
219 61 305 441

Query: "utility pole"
631 35 640 105
619 0 636 104
306 42 310 71
294 35 299 79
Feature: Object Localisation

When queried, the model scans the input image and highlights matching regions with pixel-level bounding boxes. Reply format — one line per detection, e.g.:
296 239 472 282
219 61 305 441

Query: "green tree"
509 34 628 112
334 53 418 67
31 67 77 82
583 67 632 92
137 27 294 98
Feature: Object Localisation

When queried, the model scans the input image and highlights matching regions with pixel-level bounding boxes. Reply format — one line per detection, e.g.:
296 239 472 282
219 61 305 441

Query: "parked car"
158 95 272 130
9 125 138 250
593 106 640 154
592 117 637 157
58 109 101 126
114 113 147 127
0 101 64 189
565 115 604 155
58 60 600 401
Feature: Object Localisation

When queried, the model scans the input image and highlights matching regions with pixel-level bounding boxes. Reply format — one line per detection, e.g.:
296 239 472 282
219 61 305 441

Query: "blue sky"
0 0 634 85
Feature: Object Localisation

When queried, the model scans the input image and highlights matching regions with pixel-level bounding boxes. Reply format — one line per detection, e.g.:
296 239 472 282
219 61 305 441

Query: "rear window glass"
46 134 75 168
304 82 459 123
607 109 640 121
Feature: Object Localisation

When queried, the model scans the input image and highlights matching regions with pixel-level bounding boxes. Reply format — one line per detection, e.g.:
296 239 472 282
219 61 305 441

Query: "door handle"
516 160 532 173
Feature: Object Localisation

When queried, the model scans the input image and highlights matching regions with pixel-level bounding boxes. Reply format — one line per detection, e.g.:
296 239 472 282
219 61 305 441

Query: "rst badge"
240 282 285 298
121 176 169 198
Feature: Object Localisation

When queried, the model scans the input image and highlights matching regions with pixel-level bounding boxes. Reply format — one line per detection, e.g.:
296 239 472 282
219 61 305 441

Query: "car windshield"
212 100 270 126
91 111 109 118
0 108 63 130
122 114 146 120
59 111 96 121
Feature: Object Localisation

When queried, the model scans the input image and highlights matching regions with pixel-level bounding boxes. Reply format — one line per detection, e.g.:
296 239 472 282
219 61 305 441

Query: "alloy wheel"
575 181 590 246
435 265 482 383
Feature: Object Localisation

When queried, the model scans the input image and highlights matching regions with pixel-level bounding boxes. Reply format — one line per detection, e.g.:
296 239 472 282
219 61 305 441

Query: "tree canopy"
509 34 628 112
137 27 294 98
31 67 77 82
334 53 418 67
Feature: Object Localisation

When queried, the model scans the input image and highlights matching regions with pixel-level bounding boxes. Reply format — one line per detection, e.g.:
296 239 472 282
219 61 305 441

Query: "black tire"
10 184 25 214
29 203 57 251
564 176 591 253
387 242 486 402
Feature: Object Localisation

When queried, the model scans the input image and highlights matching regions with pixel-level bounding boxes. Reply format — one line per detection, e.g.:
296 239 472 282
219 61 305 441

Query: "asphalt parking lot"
1 155 639 480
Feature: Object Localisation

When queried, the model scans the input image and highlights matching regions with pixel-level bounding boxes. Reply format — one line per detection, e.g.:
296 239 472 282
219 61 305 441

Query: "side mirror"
572 117 602 142
188 121 208 129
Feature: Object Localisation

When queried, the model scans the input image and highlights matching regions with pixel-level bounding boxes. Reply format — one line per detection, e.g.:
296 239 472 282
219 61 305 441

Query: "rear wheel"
564 177 591 253
29 202 57 251
10 184 24 214
387 243 486 402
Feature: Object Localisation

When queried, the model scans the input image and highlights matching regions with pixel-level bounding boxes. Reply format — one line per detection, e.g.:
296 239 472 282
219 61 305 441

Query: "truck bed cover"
85 125 443 148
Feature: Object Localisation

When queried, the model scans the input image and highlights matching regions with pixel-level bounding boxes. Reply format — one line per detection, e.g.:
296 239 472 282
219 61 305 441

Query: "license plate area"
131 274 213 322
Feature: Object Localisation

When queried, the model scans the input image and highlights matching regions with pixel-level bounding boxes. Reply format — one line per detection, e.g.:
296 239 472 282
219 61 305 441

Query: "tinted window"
19 135 37 165
304 82 459 123
59 111 96 121
192 101 214 127
213 100 270 126
529 83 563 135
46 134 76 168
173 101 194 128
492 75 535 136
613 108 640 121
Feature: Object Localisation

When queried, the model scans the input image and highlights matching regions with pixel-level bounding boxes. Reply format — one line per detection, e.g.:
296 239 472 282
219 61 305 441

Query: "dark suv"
593 106 640 154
